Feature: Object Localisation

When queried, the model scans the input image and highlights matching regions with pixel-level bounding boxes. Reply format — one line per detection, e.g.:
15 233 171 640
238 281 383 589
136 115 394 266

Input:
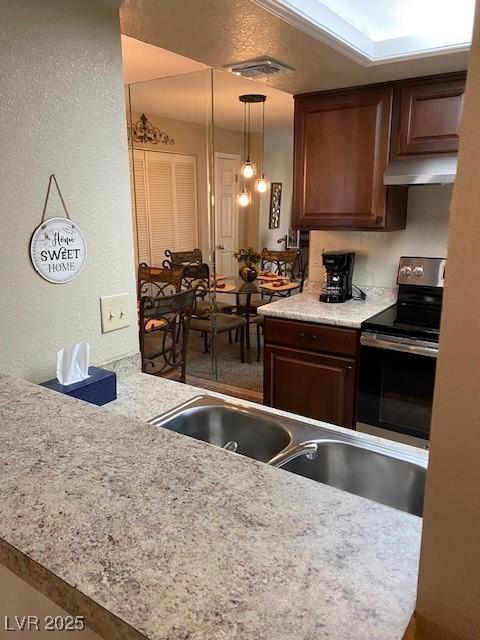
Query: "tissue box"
40 367 117 406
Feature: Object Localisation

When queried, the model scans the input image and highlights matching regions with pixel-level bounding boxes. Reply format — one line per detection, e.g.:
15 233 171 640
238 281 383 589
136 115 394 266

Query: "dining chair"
252 253 309 362
164 248 203 265
190 306 247 363
260 247 299 277
139 288 196 383
137 263 185 299
181 262 232 314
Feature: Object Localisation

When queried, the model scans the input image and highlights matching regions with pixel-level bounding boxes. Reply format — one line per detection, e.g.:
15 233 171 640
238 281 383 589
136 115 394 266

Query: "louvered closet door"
145 152 176 266
131 151 199 266
131 149 150 266
173 155 198 251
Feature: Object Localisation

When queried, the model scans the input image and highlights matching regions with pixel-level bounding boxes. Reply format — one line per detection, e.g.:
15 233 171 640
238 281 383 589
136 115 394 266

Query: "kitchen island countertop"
258 286 397 329
0 372 423 640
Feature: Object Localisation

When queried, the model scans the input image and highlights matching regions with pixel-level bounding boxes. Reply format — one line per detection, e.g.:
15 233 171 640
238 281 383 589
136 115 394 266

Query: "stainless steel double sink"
149 396 427 517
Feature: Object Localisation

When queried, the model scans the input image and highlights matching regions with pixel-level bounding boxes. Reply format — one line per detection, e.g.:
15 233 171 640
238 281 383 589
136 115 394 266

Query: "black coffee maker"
320 252 355 303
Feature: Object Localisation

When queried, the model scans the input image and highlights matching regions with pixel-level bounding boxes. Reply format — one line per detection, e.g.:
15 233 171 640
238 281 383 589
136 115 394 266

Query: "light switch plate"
100 293 130 333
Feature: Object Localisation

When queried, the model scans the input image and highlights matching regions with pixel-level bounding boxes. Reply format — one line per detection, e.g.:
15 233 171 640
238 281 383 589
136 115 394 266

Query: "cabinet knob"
346 365 353 371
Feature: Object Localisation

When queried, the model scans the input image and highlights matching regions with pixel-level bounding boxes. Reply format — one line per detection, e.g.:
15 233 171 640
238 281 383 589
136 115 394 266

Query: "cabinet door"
293 86 403 231
395 76 465 157
264 345 356 428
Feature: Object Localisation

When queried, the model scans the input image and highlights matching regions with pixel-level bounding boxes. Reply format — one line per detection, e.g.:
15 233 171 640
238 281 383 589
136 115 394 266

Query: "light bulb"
237 189 251 207
241 159 256 179
255 174 269 193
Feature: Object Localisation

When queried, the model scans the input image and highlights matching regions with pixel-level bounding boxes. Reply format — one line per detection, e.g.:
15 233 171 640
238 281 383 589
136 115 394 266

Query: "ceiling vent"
223 58 294 80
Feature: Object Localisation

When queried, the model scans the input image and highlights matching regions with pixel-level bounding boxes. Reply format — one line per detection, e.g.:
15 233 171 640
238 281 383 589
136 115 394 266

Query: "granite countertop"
258 286 397 329
0 373 422 640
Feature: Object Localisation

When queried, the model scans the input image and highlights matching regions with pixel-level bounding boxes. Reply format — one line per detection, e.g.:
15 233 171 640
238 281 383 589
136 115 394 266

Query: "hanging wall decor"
132 113 174 145
30 175 87 284
269 182 282 229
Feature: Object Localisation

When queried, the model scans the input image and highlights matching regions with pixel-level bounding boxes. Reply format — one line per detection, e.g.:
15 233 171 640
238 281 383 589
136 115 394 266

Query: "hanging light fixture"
255 96 270 194
237 94 269 206
239 95 260 179
237 188 252 207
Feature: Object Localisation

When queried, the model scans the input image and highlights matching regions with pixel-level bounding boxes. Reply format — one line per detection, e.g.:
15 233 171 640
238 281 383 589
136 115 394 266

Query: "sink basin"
274 440 426 516
149 401 291 463
149 396 427 515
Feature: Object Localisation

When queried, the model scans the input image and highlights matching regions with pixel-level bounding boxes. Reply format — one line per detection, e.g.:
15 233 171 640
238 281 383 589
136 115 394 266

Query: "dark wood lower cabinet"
264 344 356 428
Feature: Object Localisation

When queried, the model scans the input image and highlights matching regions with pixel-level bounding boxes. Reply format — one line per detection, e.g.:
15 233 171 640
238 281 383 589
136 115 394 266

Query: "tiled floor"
186 326 263 402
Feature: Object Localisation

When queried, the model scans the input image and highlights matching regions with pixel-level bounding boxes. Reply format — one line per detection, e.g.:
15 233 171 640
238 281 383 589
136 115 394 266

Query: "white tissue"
56 342 90 386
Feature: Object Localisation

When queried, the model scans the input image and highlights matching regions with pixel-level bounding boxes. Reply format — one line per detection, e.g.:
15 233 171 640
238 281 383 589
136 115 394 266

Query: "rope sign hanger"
30 174 87 284
41 174 71 222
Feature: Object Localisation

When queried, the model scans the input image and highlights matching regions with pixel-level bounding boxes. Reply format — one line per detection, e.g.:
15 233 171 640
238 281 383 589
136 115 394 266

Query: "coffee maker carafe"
320 252 355 303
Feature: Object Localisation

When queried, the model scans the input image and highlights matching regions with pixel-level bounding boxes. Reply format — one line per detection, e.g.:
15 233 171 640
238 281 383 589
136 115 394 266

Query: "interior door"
214 154 239 276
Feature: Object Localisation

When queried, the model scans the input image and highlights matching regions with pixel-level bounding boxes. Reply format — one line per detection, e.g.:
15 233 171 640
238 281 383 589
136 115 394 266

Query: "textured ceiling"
120 0 469 95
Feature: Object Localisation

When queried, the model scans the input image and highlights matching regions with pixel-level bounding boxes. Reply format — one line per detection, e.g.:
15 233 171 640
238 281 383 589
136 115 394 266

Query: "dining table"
209 273 301 363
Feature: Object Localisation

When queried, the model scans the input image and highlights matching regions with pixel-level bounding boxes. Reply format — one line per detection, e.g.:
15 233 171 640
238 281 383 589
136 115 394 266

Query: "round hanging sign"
30 217 87 284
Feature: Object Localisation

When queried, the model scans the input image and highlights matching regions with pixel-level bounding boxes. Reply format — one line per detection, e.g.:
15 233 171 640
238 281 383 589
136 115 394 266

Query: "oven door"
358 333 438 440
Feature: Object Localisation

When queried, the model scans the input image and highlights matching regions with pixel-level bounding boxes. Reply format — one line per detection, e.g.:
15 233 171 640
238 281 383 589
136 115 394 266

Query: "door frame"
214 152 241 275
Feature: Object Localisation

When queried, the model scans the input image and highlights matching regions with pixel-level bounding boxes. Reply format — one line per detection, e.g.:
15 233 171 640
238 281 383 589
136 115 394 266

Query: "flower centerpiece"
234 247 262 282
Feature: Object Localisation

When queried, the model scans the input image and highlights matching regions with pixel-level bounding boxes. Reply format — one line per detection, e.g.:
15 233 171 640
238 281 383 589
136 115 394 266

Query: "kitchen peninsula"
0 372 423 640
259 286 397 427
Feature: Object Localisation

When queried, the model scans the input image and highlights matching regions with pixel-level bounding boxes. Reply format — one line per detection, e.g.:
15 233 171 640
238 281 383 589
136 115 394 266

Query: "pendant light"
239 95 258 179
237 94 269 206
255 97 270 193
237 188 252 207
255 96 270 193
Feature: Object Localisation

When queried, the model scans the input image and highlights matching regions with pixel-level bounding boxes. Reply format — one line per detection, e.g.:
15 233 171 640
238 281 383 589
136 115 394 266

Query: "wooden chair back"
181 262 210 295
137 263 185 299
260 248 308 294
139 288 196 382
164 248 203 265
260 248 300 277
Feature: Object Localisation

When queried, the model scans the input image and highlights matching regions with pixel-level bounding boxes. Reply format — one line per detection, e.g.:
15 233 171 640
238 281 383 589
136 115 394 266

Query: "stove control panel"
397 257 446 287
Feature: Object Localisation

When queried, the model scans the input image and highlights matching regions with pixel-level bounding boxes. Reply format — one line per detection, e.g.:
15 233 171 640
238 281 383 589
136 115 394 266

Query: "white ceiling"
254 0 474 63
320 0 474 42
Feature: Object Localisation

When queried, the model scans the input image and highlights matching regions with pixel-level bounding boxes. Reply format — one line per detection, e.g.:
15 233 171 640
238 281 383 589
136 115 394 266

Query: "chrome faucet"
268 442 318 468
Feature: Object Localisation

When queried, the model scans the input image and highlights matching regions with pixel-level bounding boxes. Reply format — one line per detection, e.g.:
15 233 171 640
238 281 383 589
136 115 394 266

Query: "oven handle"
360 333 439 358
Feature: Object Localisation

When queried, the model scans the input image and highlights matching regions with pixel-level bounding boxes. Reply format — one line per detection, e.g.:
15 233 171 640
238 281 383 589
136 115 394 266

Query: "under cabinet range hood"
384 156 457 186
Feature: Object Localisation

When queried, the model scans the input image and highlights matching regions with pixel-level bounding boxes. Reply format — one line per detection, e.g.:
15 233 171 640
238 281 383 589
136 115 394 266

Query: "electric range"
358 257 446 441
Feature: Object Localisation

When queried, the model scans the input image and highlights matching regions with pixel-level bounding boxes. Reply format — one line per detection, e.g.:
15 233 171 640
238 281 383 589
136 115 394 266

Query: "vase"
239 263 258 283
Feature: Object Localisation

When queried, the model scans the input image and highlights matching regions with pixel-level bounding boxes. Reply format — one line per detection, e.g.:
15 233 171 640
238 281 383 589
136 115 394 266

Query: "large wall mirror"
128 65 297 400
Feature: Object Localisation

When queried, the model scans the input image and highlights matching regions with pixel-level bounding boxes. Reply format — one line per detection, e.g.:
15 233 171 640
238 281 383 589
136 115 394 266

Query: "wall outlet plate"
311 247 323 268
100 293 130 333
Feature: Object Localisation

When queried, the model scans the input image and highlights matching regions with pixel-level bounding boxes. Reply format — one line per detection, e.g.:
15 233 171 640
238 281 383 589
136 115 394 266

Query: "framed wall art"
286 229 300 249
269 182 282 229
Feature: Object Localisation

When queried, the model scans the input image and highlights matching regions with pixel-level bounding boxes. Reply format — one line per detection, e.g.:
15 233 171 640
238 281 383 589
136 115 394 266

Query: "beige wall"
0 564 101 639
309 185 451 287
259 129 295 250
415 5 480 639
128 109 261 258
0 0 138 383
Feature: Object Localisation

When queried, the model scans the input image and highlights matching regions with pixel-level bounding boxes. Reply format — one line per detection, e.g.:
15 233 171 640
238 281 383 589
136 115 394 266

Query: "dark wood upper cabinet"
293 72 466 232
394 74 466 157
293 86 407 231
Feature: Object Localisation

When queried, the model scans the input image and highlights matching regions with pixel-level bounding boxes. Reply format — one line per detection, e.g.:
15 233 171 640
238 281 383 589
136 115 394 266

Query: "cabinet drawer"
264 317 358 357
